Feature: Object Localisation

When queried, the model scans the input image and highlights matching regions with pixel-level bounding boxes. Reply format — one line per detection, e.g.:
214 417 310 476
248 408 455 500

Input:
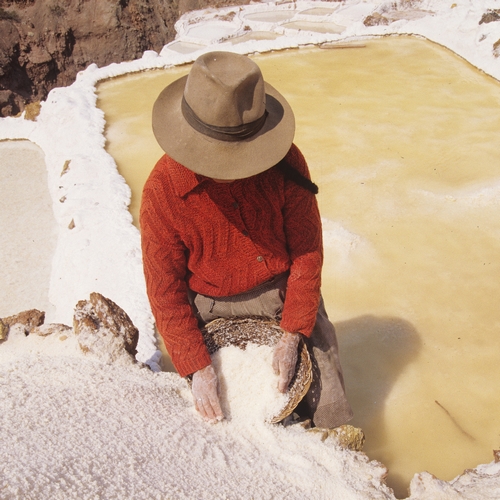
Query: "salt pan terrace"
97 34 500 498
2 1 500 498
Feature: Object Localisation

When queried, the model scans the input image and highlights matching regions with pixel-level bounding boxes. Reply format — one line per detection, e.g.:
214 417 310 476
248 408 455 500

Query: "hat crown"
152 50 295 179
183 52 266 128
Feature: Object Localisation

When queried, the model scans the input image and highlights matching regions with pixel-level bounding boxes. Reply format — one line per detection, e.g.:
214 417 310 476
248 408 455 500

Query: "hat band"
181 96 269 142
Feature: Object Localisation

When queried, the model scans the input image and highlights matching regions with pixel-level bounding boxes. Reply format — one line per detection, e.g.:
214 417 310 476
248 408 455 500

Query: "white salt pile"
0 328 395 500
211 344 288 423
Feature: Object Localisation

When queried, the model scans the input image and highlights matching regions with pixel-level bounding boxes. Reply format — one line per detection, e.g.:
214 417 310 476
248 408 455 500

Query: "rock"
479 9 500 25
2 309 45 335
363 13 390 27
23 100 40 120
0 88 24 117
0 20 20 74
0 318 8 340
31 323 72 337
328 425 365 452
73 292 139 363
0 0 251 116
61 159 71 176
0 17 30 116
494 39 500 58
306 424 365 451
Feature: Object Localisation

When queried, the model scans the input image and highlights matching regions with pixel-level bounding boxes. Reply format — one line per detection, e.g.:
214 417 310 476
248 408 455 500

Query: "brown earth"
2 1 499 117
0 0 250 117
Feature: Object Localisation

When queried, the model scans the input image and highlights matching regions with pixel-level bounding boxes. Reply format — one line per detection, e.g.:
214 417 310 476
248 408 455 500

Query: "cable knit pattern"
140 144 323 376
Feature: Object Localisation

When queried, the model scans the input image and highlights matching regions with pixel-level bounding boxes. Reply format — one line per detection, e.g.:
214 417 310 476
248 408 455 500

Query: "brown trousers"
191 273 353 428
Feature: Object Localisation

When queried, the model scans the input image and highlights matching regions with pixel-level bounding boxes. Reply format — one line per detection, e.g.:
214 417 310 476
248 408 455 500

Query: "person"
140 51 353 428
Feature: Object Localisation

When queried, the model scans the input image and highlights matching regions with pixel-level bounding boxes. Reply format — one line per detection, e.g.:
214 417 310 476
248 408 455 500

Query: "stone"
494 39 500 58
31 323 72 337
306 424 365 451
73 292 139 363
2 309 45 335
23 101 41 120
0 89 25 117
0 0 251 116
363 13 390 27
61 159 71 176
26 45 52 65
479 9 500 25
0 318 8 340
0 20 20 71
328 424 366 452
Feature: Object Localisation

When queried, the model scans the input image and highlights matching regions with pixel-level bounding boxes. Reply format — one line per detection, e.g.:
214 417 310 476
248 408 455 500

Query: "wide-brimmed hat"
152 51 295 180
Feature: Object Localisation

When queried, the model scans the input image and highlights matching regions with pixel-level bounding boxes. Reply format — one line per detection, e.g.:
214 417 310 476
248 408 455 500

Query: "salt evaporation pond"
0 141 57 320
97 37 500 498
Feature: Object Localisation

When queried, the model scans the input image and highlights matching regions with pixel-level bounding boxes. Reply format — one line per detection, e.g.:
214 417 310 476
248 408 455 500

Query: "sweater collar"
166 155 209 197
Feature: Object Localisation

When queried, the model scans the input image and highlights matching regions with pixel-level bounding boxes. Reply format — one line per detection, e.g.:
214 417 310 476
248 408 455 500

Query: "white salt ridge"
0 333 394 500
211 344 288 423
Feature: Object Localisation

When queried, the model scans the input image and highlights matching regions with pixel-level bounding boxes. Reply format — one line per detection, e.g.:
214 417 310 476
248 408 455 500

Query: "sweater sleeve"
140 171 211 377
279 144 323 337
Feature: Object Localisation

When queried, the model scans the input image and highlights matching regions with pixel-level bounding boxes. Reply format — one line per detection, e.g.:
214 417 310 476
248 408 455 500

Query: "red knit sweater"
140 144 323 377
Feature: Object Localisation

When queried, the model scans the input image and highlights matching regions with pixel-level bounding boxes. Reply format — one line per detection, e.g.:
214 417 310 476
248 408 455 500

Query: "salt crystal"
211 343 288 424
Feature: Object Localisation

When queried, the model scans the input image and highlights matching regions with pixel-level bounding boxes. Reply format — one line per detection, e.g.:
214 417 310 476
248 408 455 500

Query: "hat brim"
152 75 295 180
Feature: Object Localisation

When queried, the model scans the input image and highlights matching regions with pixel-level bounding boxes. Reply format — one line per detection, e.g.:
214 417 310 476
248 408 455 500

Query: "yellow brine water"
97 37 500 498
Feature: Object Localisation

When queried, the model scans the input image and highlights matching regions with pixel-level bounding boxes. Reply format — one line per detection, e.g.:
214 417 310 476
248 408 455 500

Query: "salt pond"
97 36 500 497
0 141 57 320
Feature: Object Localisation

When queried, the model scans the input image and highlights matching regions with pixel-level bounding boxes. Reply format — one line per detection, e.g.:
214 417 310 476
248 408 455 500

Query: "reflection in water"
97 37 500 498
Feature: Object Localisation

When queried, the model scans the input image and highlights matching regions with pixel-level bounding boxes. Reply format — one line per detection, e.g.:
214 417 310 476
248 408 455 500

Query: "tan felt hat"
152 51 295 180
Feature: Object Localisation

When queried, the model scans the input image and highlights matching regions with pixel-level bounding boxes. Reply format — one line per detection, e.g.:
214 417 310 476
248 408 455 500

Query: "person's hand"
191 364 224 423
272 331 300 393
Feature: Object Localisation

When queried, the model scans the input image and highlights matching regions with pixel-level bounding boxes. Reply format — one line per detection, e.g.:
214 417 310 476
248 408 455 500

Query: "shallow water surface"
97 37 500 498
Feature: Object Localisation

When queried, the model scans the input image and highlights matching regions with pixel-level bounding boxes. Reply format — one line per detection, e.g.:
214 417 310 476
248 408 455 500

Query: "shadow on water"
335 315 422 498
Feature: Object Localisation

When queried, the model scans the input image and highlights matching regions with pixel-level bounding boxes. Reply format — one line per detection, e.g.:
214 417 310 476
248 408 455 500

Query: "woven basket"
201 316 312 424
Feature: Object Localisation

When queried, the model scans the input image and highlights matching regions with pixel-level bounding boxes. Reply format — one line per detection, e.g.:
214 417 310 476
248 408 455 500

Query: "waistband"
230 271 289 299
191 271 289 303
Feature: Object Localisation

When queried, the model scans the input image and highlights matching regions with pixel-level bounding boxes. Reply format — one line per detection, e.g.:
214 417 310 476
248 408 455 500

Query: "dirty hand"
191 364 224 423
272 331 301 393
